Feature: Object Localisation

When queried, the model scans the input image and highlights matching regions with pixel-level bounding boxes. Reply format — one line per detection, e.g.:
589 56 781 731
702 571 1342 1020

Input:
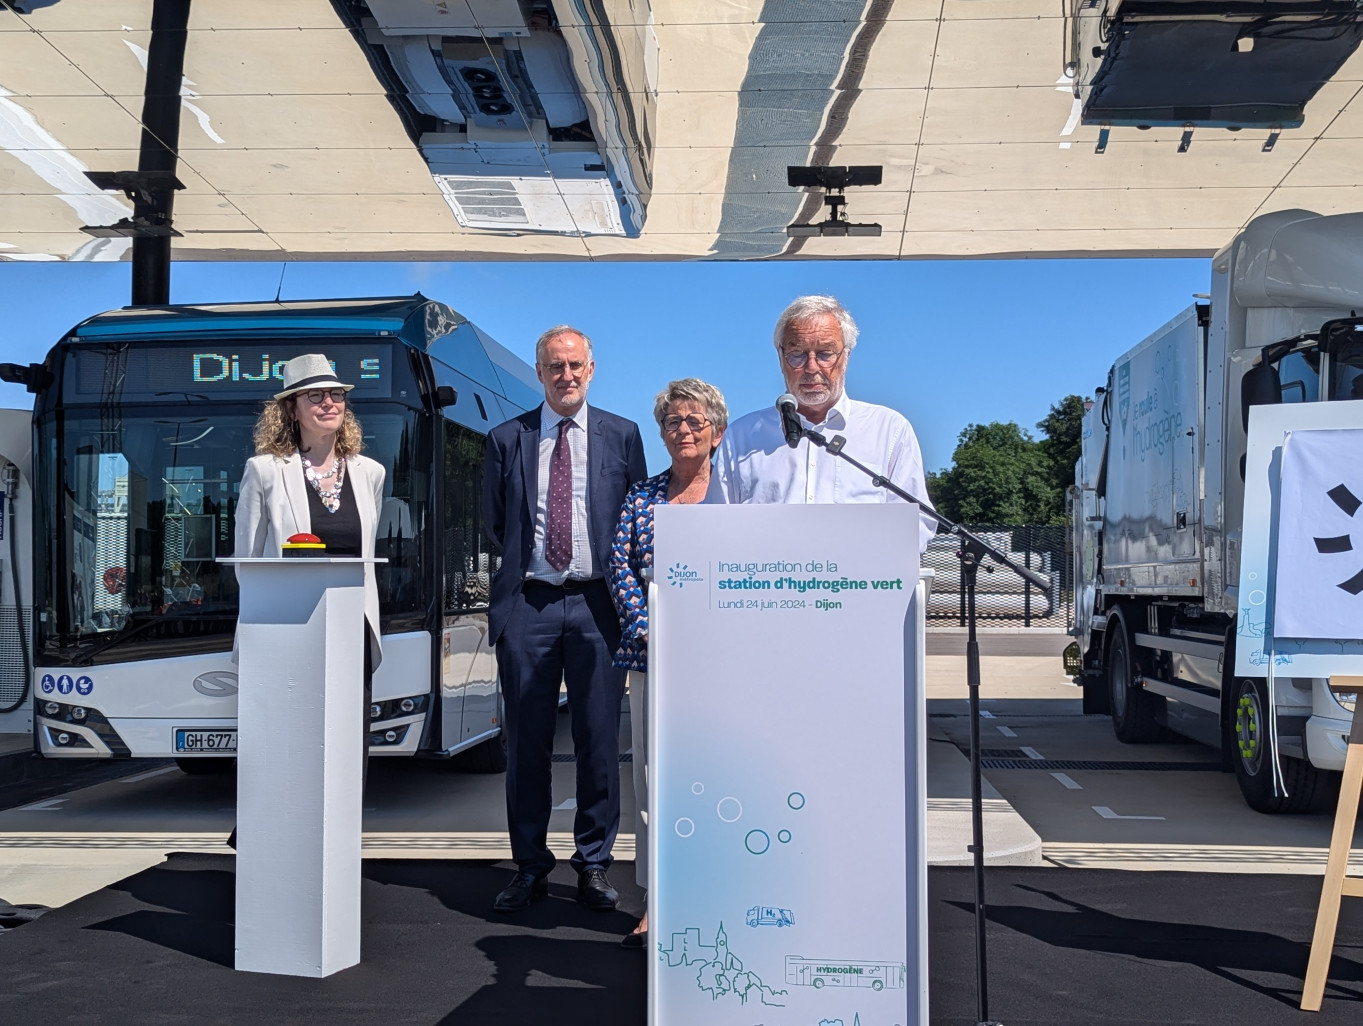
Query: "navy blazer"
482 403 648 646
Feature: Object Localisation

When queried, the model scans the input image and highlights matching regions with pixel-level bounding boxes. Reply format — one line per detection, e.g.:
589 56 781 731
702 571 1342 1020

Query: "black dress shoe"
577 867 618 910
494 871 548 913
620 928 647 949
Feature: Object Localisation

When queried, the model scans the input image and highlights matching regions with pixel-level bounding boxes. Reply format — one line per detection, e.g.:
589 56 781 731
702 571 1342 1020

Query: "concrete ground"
2 630 1358 911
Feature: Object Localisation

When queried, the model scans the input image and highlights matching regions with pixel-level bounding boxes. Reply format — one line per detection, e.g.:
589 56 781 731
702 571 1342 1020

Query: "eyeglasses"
541 360 589 376
783 348 844 369
662 415 711 434
302 389 348 405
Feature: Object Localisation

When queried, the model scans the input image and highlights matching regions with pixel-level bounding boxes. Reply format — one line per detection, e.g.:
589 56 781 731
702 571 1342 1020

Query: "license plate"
174 728 237 753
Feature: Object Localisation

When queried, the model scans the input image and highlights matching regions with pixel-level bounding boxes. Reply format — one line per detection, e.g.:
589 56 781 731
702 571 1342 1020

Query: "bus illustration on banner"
747 906 795 928
785 956 906 991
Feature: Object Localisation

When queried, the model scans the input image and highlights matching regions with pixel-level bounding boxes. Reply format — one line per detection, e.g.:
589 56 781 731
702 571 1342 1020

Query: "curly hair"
253 397 364 458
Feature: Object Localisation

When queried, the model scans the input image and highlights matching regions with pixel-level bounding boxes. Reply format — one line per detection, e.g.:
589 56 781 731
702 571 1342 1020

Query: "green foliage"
930 394 1088 526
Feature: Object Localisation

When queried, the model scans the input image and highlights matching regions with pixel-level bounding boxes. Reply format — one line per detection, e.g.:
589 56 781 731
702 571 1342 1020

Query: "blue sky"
0 257 1207 475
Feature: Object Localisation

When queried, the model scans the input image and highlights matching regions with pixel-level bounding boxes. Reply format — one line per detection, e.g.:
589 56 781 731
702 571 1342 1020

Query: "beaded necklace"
301 453 345 514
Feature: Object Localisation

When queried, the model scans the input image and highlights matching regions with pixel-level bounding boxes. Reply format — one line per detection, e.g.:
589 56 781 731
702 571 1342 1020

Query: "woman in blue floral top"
608 377 728 948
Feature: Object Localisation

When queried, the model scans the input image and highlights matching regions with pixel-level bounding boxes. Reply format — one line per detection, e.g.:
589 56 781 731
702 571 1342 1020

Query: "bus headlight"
43 701 59 716
56 732 71 745
71 707 87 721
369 704 382 719
399 698 415 713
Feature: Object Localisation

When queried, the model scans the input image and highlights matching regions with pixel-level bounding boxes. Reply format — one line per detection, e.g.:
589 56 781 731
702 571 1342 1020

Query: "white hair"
535 325 593 363
652 377 729 435
772 295 858 352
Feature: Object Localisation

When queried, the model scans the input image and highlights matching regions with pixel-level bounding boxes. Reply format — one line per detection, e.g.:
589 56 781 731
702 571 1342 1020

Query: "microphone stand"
796 424 1049 1026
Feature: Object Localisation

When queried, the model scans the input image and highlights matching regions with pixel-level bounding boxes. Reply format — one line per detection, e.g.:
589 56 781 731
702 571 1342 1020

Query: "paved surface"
2 632 1357 912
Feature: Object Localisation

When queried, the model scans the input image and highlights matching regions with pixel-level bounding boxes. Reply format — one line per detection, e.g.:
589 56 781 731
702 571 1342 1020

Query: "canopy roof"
4 0 1362 263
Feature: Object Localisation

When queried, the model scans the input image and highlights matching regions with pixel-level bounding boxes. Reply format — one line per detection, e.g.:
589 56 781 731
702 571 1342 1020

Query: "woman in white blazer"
234 353 386 670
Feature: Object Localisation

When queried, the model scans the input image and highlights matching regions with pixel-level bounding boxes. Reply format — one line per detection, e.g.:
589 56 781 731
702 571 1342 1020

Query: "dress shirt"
705 392 937 553
527 400 593 582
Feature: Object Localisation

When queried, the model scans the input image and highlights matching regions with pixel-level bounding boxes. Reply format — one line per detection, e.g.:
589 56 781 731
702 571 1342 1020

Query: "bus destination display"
67 344 393 402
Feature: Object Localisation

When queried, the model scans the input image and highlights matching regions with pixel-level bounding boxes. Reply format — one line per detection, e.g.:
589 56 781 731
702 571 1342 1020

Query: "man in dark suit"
483 325 647 913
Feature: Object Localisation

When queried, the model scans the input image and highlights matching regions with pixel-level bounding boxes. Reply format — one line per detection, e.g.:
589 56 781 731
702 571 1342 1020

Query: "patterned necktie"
545 418 573 571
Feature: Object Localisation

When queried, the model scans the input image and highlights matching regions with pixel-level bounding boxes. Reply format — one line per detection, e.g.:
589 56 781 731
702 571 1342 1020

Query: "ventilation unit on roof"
335 0 655 237
1068 0 1363 144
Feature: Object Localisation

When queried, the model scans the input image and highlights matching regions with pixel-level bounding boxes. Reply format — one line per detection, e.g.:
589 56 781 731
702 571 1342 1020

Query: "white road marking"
1093 805 1165 821
1051 773 1082 790
979 710 995 719
1020 746 1044 760
120 765 179 784
996 725 1017 738
14 798 65 812
553 798 577 811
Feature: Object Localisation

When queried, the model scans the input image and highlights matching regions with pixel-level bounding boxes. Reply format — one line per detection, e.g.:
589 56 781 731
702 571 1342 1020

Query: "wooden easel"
1301 675 1363 1011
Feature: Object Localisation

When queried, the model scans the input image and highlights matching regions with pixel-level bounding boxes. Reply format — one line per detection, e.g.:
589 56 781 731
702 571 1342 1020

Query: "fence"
923 524 1071 629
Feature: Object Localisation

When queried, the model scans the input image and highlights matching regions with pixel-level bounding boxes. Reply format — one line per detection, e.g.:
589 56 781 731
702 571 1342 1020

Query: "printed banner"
1274 428 1363 640
650 503 924 1026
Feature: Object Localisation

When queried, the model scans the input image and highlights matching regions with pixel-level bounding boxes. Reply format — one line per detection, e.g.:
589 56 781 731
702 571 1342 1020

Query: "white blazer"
233 451 386 668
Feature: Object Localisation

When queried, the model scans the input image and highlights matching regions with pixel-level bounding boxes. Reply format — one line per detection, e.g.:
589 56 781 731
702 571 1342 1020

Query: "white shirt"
705 392 937 553
527 401 593 582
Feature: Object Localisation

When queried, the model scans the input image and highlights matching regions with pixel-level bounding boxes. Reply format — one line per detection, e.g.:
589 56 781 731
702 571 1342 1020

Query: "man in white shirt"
706 294 937 552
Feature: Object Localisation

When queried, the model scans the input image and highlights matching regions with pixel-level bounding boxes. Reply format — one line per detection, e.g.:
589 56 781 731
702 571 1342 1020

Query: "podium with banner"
649 503 927 1026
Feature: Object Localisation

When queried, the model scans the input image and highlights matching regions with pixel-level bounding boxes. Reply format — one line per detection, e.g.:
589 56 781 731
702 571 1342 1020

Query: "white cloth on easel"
1273 427 1363 640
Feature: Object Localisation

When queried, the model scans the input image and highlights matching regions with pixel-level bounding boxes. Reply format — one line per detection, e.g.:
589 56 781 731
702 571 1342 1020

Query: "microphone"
776 393 803 449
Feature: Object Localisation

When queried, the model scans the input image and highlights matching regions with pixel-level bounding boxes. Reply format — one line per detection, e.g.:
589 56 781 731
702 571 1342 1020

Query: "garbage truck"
1068 208 1363 813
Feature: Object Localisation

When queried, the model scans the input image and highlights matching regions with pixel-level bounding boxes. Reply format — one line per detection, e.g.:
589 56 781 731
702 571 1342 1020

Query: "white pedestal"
222 556 376 978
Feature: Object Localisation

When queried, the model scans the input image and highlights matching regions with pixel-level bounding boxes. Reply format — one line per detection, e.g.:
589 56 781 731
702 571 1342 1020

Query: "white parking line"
120 765 179 784
14 798 66 812
1020 746 1044 760
1093 805 1165 821
553 798 577 811
979 710 995 719
1051 773 1082 790
996 725 1017 738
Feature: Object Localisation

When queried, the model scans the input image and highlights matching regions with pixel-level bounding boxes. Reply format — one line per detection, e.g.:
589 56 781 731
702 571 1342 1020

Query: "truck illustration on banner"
785 956 906 991
746 906 794 928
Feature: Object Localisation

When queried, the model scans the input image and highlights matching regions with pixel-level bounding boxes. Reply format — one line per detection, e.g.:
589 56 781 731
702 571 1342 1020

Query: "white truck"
1068 208 1363 813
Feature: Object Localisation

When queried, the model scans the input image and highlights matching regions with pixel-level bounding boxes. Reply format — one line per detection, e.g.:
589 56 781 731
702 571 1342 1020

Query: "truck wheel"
1231 676 1329 814
1107 616 1160 743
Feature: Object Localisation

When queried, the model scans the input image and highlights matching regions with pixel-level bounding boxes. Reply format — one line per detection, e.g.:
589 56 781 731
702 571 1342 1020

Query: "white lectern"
222 556 378 978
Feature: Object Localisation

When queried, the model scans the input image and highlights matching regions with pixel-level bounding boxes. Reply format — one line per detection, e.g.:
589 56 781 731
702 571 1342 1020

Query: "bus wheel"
175 757 235 775
1231 677 1328 814
812 978 824 989
872 980 884 991
1107 613 1160 743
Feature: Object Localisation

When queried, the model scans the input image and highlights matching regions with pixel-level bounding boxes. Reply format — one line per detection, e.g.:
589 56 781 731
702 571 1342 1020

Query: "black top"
305 470 362 556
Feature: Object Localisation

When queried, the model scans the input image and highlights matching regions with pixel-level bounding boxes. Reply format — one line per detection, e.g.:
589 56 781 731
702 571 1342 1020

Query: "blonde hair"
253 397 364 458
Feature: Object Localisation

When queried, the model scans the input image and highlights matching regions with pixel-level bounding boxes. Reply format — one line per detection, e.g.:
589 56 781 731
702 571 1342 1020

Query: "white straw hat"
273 354 355 400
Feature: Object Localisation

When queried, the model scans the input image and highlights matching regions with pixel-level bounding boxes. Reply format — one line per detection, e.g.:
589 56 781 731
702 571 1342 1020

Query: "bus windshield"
36 403 426 664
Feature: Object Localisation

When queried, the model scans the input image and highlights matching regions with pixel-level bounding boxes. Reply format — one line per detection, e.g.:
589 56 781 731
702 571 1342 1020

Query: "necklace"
301 453 345 513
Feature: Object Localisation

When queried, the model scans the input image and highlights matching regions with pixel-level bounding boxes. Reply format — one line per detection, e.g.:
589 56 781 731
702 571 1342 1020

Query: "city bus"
5 295 540 771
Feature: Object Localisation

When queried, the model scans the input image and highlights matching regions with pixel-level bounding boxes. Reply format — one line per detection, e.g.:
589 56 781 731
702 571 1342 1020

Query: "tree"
931 421 1053 525
1036 394 1087 510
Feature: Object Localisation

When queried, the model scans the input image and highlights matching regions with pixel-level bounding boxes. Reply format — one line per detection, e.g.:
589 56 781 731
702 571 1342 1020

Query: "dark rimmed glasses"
662 415 711 434
302 389 348 405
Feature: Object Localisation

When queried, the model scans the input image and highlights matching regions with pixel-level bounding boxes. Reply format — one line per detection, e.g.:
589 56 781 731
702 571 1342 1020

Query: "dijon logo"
667 562 703 588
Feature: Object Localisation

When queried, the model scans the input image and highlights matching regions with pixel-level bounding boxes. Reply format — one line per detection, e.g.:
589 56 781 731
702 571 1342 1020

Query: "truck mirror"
1240 362 1281 433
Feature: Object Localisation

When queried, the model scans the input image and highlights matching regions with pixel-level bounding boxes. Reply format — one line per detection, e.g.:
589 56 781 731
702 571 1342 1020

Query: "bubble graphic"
787 792 806 810
745 829 770 855
1248 589 1266 606
717 797 743 823
691 782 704 795
675 818 695 838
778 830 792 843
1249 572 1259 580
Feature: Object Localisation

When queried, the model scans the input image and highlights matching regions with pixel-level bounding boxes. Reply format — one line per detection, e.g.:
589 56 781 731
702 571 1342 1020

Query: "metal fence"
923 524 1071 628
